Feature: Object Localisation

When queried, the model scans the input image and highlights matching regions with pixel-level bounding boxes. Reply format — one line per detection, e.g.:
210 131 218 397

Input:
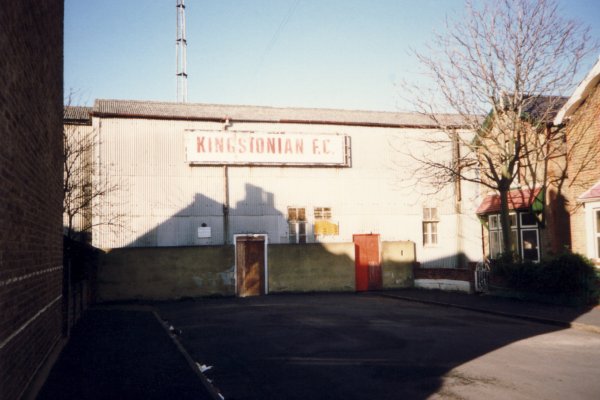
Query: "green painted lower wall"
96 241 415 301
98 245 235 301
382 241 415 288
268 243 356 292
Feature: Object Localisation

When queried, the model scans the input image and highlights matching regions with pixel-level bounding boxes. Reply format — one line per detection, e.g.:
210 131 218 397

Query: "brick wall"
0 2 64 399
413 264 475 284
565 81 600 255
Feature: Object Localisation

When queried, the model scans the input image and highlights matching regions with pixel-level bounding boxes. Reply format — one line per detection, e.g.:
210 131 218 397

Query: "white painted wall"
92 116 483 267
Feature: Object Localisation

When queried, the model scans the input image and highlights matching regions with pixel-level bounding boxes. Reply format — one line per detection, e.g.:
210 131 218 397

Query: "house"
475 95 569 263
554 56 600 266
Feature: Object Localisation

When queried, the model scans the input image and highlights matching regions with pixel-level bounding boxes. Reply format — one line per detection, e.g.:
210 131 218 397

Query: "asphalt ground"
36 308 215 400
156 293 600 400
36 290 600 400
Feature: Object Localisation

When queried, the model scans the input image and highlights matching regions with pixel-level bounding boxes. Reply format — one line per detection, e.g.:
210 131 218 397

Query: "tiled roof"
92 99 469 128
521 95 568 123
64 106 92 123
476 188 542 214
579 180 600 202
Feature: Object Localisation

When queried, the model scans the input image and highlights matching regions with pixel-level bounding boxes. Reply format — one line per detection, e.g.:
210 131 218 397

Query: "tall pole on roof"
176 0 188 103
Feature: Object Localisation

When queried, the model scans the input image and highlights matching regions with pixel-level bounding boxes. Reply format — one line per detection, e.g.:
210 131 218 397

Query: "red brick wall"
413 264 475 284
0 2 64 399
565 81 600 256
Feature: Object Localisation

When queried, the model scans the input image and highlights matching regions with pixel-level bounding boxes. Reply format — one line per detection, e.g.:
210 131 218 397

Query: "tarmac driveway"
156 293 600 400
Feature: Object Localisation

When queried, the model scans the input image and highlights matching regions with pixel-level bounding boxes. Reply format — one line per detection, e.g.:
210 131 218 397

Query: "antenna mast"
176 0 188 102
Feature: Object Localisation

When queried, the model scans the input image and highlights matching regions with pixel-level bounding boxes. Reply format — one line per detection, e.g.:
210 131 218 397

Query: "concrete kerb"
378 293 600 335
153 311 224 400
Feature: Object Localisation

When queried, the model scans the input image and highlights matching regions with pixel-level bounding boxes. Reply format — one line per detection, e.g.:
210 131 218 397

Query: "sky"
65 0 600 112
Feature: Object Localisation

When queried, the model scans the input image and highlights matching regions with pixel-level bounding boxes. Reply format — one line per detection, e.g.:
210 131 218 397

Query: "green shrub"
491 252 599 304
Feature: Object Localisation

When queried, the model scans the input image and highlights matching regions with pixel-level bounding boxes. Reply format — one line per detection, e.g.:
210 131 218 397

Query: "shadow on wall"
96 183 419 301
127 183 283 247
99 184 283 300
546 187 572 254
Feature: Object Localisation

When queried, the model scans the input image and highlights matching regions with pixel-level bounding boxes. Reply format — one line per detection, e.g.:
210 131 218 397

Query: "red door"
236 235 266 297
353 234 382 292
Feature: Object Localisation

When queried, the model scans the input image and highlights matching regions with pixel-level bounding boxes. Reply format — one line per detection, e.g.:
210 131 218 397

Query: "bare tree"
63 101 123 242
405 0 597 258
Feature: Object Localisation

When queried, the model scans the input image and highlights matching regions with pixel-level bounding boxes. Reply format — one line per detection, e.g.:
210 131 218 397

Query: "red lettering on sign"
295 139 304 154
238 137 246 153
197 137 206 152
267 138 276 153
284 138 293 154
215 138 224 152
312 139 319 154
256 138 264 153
323 139 330 154
227 138 234 153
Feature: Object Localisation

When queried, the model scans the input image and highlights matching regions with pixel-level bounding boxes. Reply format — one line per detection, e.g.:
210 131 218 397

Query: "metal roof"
64 106 92 124
92 99 468 128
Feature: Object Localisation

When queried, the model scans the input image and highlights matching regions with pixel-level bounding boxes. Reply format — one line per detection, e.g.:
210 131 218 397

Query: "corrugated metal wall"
92 117 483 267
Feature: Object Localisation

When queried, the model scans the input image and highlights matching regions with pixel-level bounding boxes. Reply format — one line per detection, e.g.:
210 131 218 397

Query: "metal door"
235 235 267 297
353 234 382 291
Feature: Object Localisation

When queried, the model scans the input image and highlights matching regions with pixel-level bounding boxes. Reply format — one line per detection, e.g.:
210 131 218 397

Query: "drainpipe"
223 165 229 245
453 131 464 267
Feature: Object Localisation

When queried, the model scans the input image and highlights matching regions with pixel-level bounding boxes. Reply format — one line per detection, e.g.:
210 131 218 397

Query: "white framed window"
487 211 539 261
423 207 439 246
595 209 600 259
520 212 537 227
488 212 518 259
521 229 540 262
288 207 307 244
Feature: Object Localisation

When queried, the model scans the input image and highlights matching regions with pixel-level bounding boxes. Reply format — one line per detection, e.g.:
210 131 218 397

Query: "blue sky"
65 0 600 111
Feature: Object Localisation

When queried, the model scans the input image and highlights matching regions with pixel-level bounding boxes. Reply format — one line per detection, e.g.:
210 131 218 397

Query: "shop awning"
476 188 542 215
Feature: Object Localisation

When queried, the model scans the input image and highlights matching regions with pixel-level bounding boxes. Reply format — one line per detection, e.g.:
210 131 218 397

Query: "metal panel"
91 115 483 268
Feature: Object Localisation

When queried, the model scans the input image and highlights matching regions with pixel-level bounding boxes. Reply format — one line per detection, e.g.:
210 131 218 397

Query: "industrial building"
67 100 484 299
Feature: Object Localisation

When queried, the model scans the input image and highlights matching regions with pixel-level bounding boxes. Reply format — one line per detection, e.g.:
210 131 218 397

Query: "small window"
314 207 332 220
423 207 438 221
288 207 307 244
423 207 439 246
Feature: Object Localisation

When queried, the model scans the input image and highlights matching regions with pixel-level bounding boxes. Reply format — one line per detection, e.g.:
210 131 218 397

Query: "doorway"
235 234 268 297
353 234 382 291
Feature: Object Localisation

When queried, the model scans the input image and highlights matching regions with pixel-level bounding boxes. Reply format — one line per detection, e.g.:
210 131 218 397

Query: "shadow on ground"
36 309 212 400
155 292 600 400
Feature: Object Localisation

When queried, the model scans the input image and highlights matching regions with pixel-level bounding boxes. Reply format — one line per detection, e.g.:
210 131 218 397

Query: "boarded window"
314 207 338 237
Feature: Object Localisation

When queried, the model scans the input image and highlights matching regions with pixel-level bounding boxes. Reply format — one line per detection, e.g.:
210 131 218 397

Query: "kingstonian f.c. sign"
184 130 351 166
